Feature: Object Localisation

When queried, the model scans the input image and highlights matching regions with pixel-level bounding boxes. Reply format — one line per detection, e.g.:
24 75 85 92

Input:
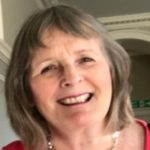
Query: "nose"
60 66 82 87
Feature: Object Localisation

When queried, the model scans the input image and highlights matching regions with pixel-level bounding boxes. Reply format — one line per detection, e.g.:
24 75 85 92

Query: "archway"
111 29 150 122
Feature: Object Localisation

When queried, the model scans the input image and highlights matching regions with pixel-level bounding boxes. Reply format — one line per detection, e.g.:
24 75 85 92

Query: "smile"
57 93 93 106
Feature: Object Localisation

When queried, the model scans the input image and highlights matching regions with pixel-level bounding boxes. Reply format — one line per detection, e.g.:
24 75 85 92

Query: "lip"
57 92 94 106
57 92 92 101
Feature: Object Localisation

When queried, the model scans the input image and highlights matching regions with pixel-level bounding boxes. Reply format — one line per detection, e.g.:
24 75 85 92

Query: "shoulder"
136 119 150 150
136 119 150 138
117 119 148 150
2 141 24 150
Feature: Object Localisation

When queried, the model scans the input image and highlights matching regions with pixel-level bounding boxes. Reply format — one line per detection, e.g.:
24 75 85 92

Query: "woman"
2 4 150 150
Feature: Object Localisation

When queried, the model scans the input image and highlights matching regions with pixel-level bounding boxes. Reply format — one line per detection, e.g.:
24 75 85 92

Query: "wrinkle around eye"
30 64 58 77
40 64 59 75
82 57 95 62
78 56 96 65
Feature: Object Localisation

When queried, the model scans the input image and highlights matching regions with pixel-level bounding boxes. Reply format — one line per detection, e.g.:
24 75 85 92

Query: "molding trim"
0 74 5 82
99 13 150 55
0 0 4 40
0 40 9 82
0 39 10 64
109 29 150 55
100 12 150 30
110 29 150 42
34 1 150 31
35 0 58 8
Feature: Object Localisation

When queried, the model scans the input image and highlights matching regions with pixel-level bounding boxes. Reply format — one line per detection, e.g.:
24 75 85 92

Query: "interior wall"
131 55 150 99
130 55 150 122
0 83 18 148
1 0 38 47
0 0 38 148
118 38 150 123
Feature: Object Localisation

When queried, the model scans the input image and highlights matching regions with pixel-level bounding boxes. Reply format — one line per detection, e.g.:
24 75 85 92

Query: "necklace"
48 141 53 150
47 131 120 150
111 131 120 150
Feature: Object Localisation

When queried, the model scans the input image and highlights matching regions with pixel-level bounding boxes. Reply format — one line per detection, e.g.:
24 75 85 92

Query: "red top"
2 120 150 150
137 119 150 150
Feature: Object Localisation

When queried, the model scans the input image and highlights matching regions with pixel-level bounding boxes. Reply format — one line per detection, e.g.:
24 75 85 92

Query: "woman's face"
29 29 112 129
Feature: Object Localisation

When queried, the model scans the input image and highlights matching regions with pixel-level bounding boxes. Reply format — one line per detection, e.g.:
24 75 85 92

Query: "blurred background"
0 0 150 148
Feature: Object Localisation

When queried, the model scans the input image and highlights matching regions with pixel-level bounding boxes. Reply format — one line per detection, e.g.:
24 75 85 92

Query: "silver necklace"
48 141 53 150
47 131 120 150
111 131 120 150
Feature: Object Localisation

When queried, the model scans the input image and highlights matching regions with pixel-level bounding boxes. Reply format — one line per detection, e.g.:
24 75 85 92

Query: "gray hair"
5 4 134 150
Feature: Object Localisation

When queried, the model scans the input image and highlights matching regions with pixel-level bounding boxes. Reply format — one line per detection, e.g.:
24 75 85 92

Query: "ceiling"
1 0 150 83
36 0 150 56
37 0 150 17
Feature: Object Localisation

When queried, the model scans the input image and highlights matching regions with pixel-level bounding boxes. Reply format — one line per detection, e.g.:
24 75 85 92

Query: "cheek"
30 78 58 103
102 69 112 90
92 64 112 110
93 64 112 90
30 80 58 121
102 69 112 96
95 67 112 115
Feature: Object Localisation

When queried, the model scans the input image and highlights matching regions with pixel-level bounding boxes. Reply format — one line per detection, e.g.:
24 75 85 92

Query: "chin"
69 111 103 128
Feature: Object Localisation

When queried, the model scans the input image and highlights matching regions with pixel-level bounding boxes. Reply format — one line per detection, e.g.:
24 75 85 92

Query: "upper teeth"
60 93 90 105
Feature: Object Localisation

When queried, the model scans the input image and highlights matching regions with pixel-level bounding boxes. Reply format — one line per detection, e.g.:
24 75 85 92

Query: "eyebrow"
31 57 55 70
74 48 97 54
33 48 99 66
75 48 101 56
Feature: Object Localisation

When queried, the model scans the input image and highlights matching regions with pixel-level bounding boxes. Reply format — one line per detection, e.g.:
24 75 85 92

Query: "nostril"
60 75 82 87
60 66 83 87
64 82 71 87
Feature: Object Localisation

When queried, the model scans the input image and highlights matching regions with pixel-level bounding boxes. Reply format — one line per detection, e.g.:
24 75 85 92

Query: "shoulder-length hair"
5 4 134 150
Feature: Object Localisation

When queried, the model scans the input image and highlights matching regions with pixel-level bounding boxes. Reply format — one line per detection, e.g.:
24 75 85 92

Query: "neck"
49 122 115 150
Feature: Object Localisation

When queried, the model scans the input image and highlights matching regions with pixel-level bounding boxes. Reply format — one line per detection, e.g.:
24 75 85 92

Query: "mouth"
57 93 94 106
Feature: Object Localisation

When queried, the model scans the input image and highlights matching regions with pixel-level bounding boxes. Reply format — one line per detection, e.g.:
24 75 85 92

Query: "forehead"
44 28 104 49
32 28 106 61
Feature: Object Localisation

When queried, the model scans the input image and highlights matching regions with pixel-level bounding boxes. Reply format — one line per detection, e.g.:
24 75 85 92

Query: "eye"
79 57 95 64
41 64 58 74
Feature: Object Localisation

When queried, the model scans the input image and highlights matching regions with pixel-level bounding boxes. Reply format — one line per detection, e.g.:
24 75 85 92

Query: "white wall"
2 0 38 46
0 0 4 40
0 0 38 148
0 82 18 148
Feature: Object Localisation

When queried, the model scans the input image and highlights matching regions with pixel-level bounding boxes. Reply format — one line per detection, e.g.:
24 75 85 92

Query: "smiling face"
29 28 112 130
